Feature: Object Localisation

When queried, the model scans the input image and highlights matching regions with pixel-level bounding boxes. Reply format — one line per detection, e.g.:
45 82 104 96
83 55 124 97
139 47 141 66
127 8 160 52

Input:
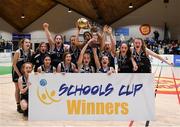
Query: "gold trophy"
77 18 89 29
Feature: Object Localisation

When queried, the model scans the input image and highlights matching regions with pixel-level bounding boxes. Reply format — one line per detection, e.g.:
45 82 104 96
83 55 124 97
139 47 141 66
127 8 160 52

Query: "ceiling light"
68 8 72 13
21 14 25 19
129 3 133 9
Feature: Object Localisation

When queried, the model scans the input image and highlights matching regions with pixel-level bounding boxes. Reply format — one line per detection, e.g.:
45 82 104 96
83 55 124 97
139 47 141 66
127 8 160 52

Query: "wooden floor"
0 66 180 127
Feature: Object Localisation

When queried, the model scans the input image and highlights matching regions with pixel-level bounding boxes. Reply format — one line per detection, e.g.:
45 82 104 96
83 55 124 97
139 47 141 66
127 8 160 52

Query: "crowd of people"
145 39 179 55
12 23 173 117
0 41 12 52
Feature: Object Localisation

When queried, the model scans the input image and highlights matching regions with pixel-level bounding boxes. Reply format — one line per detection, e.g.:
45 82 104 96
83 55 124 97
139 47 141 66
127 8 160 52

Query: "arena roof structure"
0 0 151 31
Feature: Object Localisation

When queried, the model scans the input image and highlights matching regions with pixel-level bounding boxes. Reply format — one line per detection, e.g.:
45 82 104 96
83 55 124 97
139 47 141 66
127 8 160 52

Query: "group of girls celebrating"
12 23 172 117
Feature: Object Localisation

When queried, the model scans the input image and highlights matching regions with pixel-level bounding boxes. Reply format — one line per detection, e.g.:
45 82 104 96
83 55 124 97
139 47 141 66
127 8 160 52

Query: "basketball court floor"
0 65 180 127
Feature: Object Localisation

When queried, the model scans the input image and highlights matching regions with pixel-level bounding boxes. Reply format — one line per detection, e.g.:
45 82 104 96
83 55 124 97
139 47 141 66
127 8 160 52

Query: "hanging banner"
174 55 180 67
115 28 129 36
29 73 154 121
139 24 151 35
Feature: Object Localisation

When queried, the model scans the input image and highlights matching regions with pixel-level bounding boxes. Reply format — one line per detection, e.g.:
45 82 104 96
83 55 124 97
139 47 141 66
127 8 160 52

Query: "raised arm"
92 48 101 69
43 23 54 47
77 40 91 66
107 26 116 56
101 25 108 50
146 48 173 65
110 35 116 56
97 32 105 51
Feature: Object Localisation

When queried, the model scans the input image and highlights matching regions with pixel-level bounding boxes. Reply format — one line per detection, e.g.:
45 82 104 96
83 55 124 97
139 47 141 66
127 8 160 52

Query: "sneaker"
17 104 23 113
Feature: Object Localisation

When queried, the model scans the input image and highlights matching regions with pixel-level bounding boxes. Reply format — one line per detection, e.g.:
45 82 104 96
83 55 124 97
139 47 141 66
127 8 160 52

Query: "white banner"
29 73 154 121
150 54 173 66
0 52 11 63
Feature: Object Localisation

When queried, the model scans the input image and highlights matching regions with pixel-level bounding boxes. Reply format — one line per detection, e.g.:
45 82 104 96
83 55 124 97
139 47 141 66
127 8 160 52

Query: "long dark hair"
21 62 33 74
62 52 71 62
119 42 131 59
36 42 49 53
54 34 63 41
100 55 110 67
43 54 51 61
83 31 92 40
134 38 147 56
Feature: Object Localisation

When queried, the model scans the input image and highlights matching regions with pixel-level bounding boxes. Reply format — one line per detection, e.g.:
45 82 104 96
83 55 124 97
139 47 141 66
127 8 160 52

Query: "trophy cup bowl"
77 18 89 29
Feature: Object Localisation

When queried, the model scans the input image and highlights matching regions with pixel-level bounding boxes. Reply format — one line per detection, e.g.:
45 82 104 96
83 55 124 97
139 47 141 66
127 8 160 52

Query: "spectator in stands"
164 45 169 54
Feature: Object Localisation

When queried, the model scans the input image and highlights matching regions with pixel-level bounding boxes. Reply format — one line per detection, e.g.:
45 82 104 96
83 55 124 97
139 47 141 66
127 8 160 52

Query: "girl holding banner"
77 38 96 73
37 54 56 73
93 48 115 74
18 62 33 116
57 52 78 73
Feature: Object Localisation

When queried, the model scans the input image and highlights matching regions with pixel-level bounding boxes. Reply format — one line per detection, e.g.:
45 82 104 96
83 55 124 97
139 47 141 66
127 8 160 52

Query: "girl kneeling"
18 62 33 116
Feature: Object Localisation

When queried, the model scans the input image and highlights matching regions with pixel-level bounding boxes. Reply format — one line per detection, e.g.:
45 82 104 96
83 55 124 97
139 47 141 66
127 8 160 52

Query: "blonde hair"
21 62 33 74
19 38 31 49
